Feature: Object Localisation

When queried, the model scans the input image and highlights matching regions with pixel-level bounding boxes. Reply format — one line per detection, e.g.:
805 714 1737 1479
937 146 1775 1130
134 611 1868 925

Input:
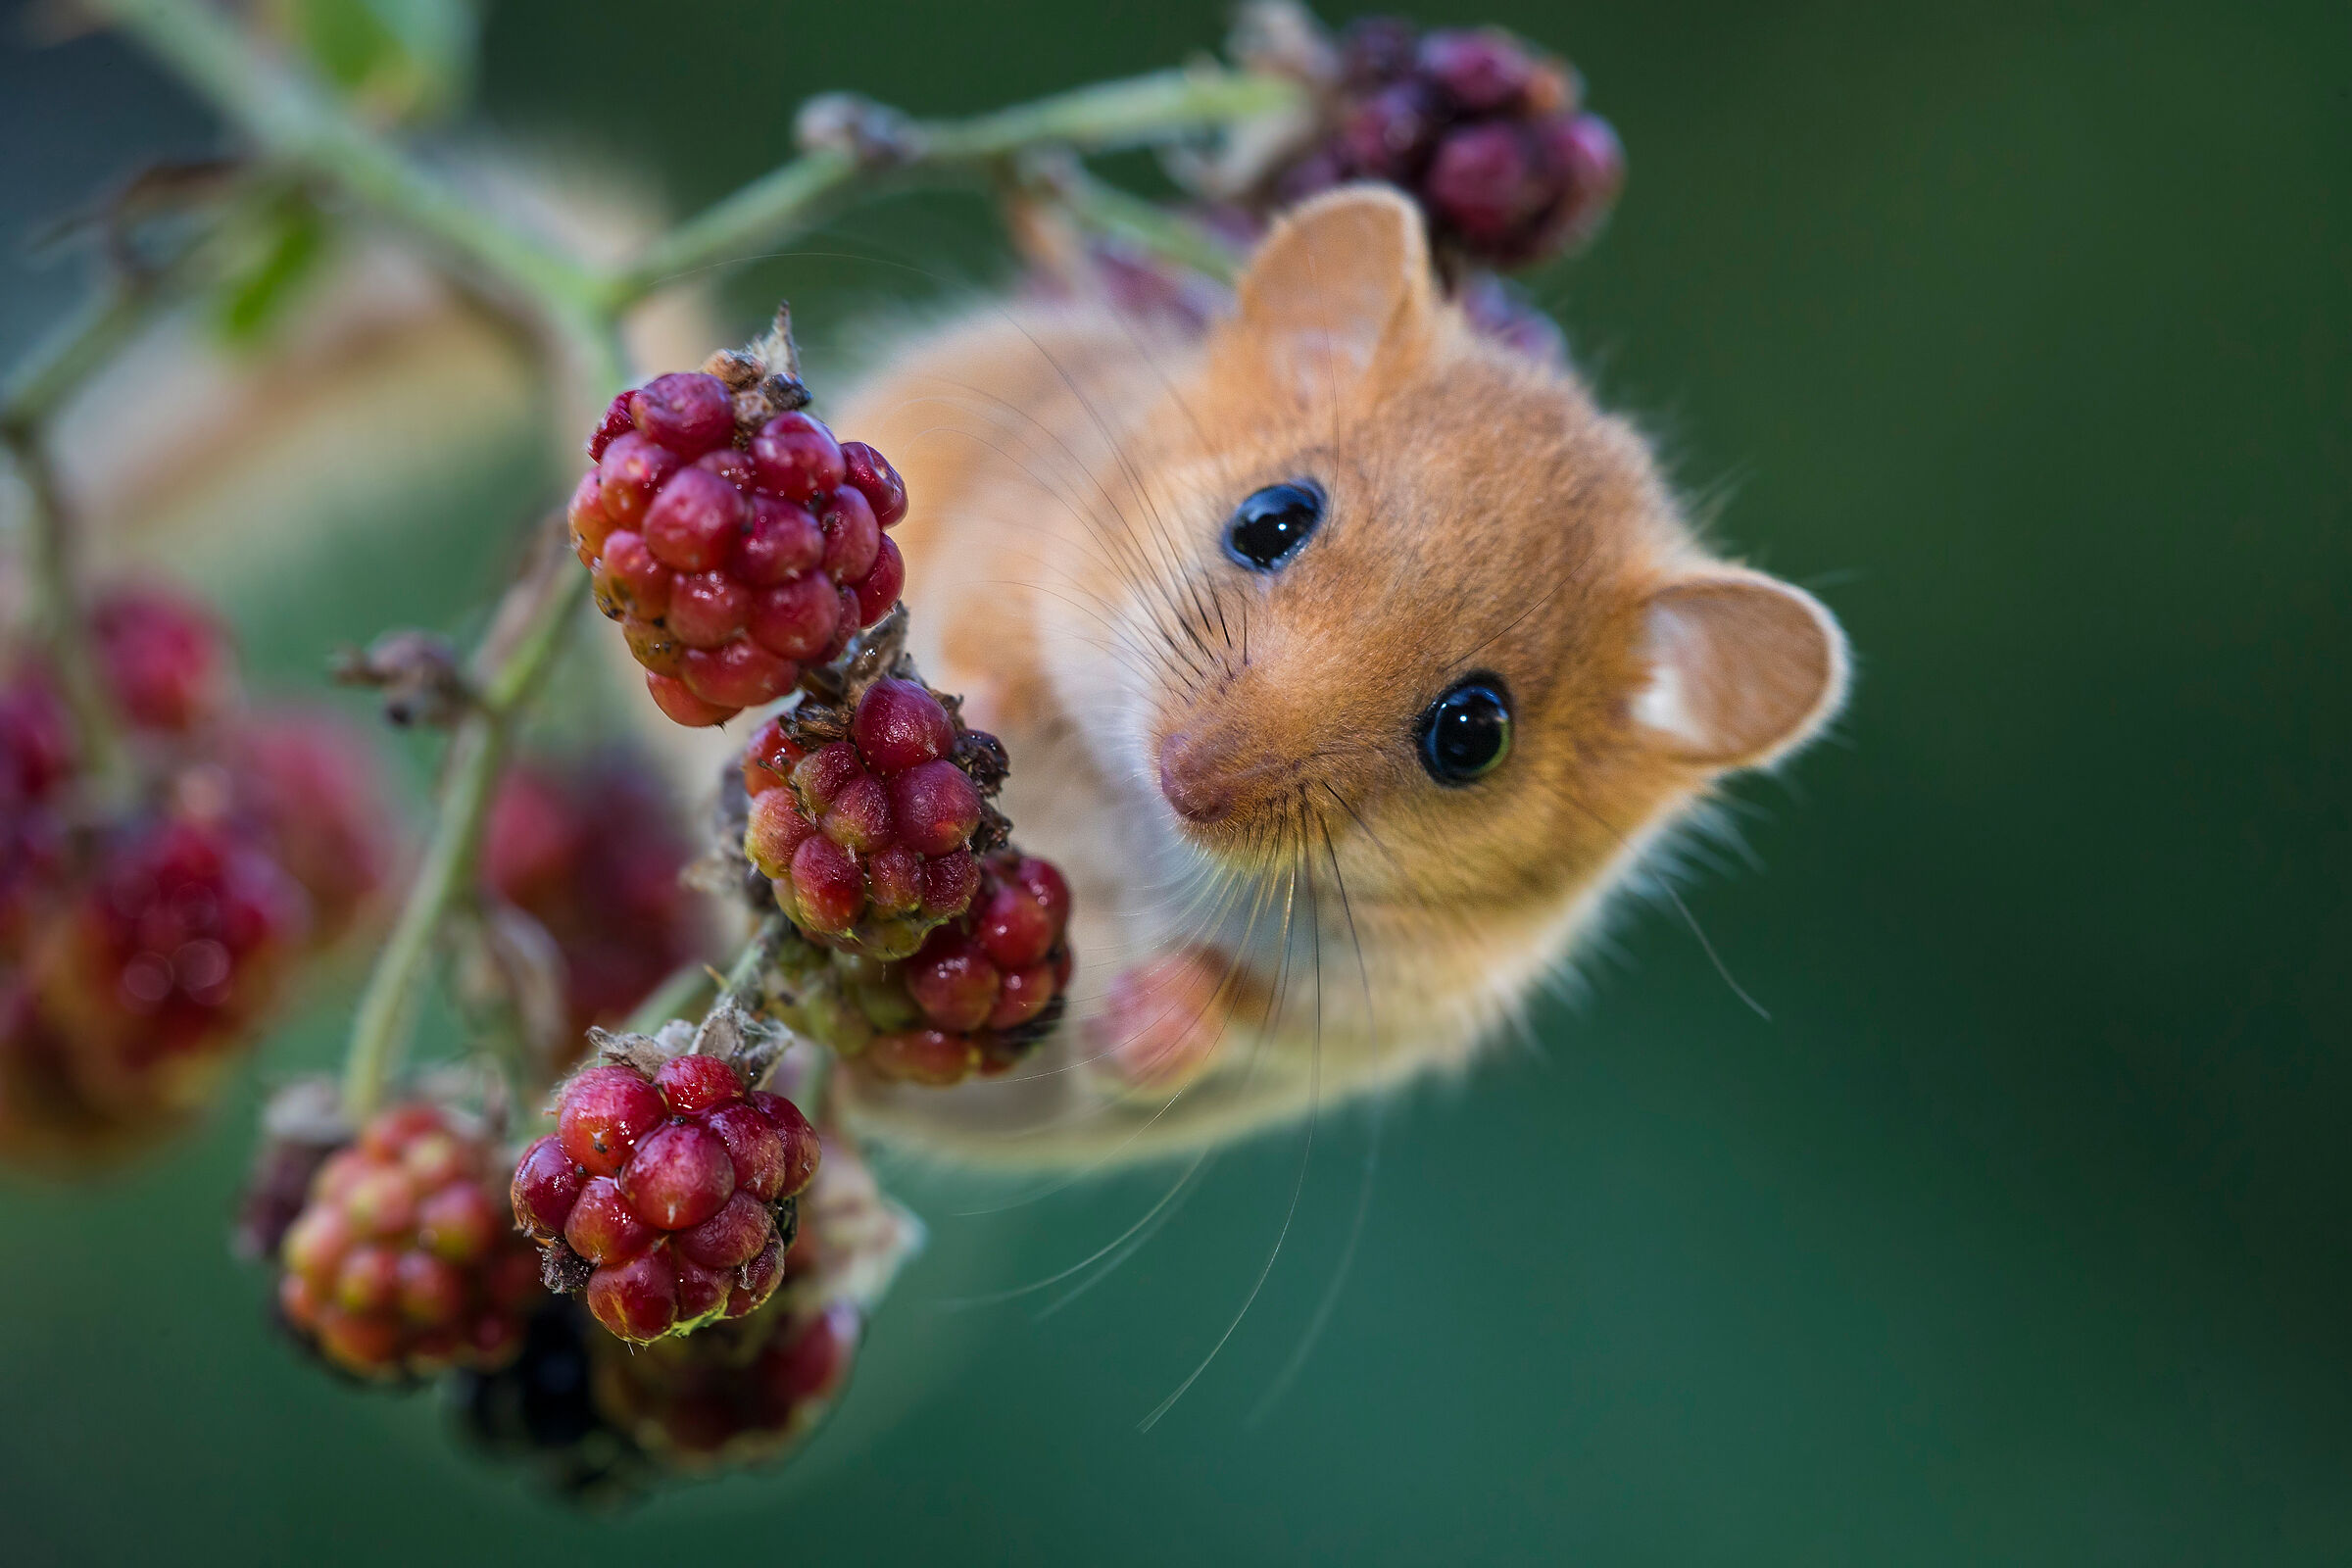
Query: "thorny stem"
610 69 1298 304
2 432 128 795
622 962 719 1039
0 279 207 796
98 0 1294 318
341 321 623 1122
1021 156 1245 283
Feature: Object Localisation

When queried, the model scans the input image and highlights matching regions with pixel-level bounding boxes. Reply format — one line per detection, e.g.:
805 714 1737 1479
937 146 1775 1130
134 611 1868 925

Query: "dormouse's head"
1055 186 1846 1030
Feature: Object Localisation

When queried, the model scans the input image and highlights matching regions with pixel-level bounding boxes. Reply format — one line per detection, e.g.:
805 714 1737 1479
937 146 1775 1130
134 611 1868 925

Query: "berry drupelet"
512 1051 819 1345
1280 18 1625 270
570 367 910 728
275 1101 544 1381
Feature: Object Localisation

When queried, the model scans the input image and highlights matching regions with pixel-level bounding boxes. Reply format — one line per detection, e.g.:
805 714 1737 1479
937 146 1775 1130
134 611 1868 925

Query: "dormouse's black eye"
1418 675 1513 785
1223 481 1324 570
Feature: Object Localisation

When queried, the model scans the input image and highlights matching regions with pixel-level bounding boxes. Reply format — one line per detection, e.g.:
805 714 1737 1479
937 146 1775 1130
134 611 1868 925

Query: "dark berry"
1271 17 1624 270
1419 28 1537 113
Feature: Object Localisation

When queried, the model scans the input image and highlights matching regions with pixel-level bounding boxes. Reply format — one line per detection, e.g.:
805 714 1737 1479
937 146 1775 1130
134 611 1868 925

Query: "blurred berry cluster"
1281 16 1625 270
1 582 392 1166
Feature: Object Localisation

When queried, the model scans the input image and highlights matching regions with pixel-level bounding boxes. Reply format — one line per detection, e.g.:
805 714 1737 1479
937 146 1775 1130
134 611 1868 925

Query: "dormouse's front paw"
1083 949 1234 1093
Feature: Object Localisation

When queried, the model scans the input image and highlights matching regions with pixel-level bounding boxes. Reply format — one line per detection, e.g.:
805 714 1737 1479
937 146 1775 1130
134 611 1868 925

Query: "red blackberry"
511 1046 819 1345
835 852 1075 1086
570 363 911 728
1276 17 1625 270
739 680 1001 958
274 1100 544 1381
481 753 706 1038
34 812 310 1116
88 582 234 734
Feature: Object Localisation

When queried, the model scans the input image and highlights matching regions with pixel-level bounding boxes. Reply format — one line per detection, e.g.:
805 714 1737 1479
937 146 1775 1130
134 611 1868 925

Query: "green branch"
92 0 603 312
606 69 1298 305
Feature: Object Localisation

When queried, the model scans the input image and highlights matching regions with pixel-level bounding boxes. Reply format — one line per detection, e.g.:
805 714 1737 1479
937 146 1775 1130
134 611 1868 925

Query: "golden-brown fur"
828 187 1846 1163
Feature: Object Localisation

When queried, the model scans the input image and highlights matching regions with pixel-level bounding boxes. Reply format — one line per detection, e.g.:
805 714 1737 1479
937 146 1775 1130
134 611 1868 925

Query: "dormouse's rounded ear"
1631 570 1849 768
1216 185 1437 401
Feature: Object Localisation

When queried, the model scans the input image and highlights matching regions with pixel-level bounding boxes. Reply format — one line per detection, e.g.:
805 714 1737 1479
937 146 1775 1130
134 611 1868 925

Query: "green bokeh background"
4 1 2348 1561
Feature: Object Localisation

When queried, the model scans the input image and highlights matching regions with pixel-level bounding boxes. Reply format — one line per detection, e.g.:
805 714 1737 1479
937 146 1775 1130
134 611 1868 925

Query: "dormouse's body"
817 188 1846 1164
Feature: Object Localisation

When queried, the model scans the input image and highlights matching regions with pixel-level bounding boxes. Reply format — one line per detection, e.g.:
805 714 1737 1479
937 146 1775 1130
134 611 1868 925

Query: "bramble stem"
2 431 129 795
622 963 718 1039
603 68 1297 305
91 0 604 313
1025 158 1245 282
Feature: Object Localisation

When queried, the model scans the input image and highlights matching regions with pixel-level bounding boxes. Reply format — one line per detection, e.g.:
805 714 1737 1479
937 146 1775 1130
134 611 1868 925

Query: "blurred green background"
4 0 2348 1561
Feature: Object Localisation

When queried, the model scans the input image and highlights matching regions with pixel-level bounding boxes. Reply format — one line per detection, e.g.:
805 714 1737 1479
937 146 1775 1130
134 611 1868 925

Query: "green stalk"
92 0 603 312
606 69 1298 304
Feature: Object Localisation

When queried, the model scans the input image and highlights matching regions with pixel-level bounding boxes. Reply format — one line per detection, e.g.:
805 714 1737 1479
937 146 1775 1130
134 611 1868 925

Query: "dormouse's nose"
1157 728 1250 825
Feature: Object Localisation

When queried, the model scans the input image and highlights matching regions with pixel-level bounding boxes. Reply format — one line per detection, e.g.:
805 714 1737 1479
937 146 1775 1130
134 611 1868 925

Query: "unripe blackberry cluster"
740 679 1006 959
571 368 909 728
457 1122 907 1503
512 1048 818 1344
1276 17 1625 270
275 1101 544 1381
829 852 1074 1086
481 753 706 1037
1 583 394 1157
